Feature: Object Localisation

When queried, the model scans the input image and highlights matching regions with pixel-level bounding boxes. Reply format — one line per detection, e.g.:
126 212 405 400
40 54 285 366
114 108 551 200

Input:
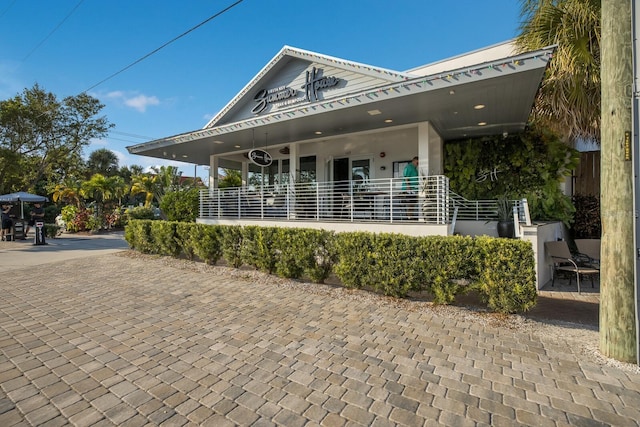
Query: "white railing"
199 177 528 226
200 176 451 224
449 192 528 223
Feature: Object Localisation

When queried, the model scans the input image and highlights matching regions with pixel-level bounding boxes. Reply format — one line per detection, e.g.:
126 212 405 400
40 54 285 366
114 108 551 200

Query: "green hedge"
124 220 537 313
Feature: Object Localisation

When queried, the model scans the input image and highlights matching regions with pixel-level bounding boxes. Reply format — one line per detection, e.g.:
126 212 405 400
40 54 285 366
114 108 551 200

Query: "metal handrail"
199 176 526 225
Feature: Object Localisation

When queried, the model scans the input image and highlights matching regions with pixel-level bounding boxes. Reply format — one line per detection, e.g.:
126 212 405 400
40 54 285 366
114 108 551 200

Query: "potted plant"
496 197 515 238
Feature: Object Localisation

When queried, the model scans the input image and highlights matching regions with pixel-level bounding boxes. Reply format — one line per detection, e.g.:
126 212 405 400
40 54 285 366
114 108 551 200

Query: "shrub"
419 235 477 304
241 226 278 273
150 221 180 257
274 228 309 279
333 232 376 289
175 222 196 260
472 236 537 313
220 226 244 268
367 233 424 297
160 188 200 222
126 206 156 220
44 223 61 238
192 224 223 265
124 220 154 253
303 229 337 283
123 221 538 313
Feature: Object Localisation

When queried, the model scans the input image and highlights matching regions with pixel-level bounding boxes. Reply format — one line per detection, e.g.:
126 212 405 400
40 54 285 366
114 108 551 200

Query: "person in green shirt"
402 156 419 193
402 156 419 218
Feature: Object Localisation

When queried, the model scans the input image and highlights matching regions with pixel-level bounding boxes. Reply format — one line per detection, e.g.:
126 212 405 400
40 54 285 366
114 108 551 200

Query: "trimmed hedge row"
124 220 537 313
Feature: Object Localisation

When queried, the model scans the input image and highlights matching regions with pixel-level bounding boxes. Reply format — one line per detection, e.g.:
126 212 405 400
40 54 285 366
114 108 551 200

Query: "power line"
84 0 244 93
23 0 85 61
110 130 157 140
0 0 17 20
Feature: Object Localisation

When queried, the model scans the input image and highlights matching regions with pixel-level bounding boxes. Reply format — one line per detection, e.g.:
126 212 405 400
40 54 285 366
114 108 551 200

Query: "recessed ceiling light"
453 111 458 115
315 131 323 135
213 140 224 144
234 145 241 148
182 155 188 158
384 119 393 123
478 122 487 126
367 109 382 116
449 90 455 95
474 104 485 110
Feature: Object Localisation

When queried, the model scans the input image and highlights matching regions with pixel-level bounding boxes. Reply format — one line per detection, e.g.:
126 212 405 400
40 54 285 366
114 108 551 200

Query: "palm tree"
87 148 119 177
515 0 600 143
109 176 128 206
130 173 157 207
49 176 83 208
80 173 115 206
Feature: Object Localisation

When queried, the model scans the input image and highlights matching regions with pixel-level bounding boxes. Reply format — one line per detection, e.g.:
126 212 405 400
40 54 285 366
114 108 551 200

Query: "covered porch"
198 175 530 237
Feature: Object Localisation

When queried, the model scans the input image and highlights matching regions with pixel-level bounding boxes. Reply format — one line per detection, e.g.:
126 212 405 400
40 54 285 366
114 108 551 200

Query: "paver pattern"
1 253 639 426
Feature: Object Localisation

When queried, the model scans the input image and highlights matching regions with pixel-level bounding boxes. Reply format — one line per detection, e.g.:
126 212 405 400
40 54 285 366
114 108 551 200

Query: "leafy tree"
87 148 119 177
515 0 600 143
0 84 112 194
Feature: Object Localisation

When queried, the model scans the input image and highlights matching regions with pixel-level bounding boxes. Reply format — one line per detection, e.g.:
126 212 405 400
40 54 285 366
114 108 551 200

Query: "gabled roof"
205 46 414 128
127 43 555 164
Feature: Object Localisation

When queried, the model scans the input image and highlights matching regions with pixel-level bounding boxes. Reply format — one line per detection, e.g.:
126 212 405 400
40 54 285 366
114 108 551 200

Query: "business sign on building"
252 67 342 115
248 149 272 167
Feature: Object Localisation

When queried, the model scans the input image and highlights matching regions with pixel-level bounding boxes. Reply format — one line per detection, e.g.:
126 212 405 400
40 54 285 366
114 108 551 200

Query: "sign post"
34 220 46 246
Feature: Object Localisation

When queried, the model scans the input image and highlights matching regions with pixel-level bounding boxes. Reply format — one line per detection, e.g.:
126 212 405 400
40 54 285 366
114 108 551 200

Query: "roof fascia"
127 46 555 155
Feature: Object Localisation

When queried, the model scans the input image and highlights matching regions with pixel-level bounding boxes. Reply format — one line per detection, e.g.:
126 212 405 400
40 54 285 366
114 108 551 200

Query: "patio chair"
545 240 599 293
574 239 601 269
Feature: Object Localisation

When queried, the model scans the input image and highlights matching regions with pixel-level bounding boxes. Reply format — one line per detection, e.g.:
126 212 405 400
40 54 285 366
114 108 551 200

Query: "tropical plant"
49 176 83 208
515 0 601 143
444 125 579 224
496 197 513 222
130 173 157 207
219 168 242 188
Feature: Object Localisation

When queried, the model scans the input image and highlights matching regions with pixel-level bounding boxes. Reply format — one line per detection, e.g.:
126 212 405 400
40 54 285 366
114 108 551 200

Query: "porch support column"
417 122 444 222
241 162 249 187
288 143 299 218
209 155 219 188
417 121 443 176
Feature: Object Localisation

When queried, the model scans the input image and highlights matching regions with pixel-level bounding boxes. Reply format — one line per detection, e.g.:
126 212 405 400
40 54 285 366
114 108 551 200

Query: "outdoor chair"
545 240 599 293
574 238 601 269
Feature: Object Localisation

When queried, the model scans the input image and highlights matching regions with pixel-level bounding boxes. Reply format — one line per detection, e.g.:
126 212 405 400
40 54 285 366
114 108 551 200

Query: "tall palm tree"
109 176 128 206
515 0 601 143
87 148 119 177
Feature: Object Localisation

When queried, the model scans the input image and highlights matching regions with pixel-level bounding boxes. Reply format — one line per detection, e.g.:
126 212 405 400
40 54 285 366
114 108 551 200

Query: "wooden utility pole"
600 0 637 362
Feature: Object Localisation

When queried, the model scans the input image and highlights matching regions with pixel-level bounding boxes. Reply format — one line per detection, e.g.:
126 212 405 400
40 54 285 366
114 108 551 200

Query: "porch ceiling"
128 48 552 165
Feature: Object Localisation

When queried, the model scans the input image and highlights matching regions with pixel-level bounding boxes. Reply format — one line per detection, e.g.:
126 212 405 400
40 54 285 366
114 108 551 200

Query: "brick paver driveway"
1 252 639 426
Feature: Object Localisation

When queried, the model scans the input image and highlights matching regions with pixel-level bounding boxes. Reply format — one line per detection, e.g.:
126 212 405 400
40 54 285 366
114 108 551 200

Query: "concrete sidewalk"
0 232 129 272
0 236 639 426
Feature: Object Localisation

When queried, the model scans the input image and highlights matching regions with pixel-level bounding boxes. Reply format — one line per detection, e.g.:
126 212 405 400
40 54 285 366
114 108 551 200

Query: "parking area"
0 234 639 426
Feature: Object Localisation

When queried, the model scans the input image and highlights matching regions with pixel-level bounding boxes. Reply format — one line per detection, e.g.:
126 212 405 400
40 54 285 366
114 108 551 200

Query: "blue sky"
0 0 522 180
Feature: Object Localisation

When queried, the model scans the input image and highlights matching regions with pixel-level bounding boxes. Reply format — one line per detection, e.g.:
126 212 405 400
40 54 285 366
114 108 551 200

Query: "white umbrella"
0 192 49 219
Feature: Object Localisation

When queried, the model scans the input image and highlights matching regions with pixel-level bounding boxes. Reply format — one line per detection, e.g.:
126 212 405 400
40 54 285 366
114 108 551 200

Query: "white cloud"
103 90 160 112
124 94 160 112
